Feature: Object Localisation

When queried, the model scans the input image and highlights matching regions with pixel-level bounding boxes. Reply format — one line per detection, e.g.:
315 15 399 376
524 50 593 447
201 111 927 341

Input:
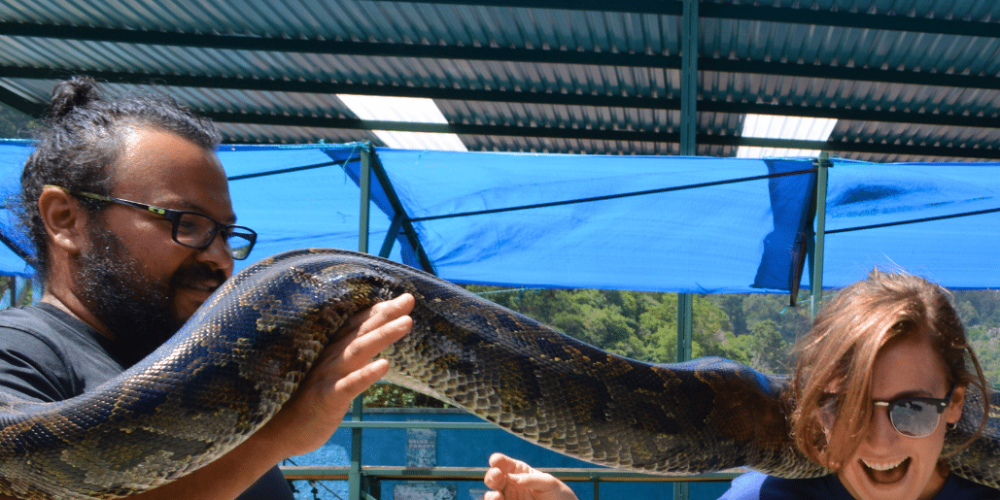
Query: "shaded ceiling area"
1 0 999 162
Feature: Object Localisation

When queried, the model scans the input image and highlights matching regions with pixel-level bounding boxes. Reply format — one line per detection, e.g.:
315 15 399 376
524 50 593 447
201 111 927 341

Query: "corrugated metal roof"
1 0 998 160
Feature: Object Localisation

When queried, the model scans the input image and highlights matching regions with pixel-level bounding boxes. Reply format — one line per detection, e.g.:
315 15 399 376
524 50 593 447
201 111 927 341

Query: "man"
0 76 414 499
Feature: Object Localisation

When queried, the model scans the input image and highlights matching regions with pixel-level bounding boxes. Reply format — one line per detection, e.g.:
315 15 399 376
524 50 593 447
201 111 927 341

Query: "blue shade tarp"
217 143 401 273
822 160 1000 289
372 150 816 293
4 139 1000 295
0 141 33 277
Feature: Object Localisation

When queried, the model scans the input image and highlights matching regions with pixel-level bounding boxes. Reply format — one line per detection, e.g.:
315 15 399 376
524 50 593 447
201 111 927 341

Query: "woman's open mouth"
862 457 910 484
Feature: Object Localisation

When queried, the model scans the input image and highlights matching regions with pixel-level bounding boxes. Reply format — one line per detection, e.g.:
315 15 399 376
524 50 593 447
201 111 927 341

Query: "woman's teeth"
862 458 905 471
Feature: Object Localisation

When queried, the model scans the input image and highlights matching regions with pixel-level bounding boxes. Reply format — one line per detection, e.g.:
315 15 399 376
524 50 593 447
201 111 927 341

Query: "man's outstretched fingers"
340 293 415 336
332 358 392 401
334 313 412 363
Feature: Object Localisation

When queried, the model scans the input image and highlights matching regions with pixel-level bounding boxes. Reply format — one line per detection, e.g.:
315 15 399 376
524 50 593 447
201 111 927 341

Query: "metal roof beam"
698 101 1000 130
699 59 1000 91
5 66 997 128
383 0 682 15
0 22 668 68
699 3 1000 38
5 67 998 130
3 25 997 90
1 65 676 107
384 0 1000 38
206 113 1000 159
0 83 44 117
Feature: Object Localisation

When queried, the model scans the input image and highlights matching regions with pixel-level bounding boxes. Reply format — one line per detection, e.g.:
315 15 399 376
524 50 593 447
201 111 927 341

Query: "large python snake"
0 248 998 499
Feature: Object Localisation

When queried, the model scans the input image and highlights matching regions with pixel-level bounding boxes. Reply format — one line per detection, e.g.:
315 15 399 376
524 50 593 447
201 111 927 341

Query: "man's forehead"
112 128 234 219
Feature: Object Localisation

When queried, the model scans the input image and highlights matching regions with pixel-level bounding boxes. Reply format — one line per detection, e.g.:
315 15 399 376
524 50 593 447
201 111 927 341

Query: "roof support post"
15 278 32 306
359 145 373 255
3 277 13 308
679 0 698 156
676 1 698 498
367 151 437 273
809 152 830 318
379 213 403 258
675 0 698 361
349 145 375 500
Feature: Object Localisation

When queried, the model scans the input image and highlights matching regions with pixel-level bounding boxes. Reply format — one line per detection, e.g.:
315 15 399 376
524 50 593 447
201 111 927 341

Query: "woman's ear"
37 186 88 255
945 384 966 425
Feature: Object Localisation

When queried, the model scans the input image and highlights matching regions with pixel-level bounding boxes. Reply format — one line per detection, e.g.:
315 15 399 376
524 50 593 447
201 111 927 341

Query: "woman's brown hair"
790 269 989 470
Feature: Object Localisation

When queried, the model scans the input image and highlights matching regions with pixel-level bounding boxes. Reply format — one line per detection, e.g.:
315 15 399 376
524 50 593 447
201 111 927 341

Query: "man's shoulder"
0 305 82 401
0 303 105 350
0 303 49 327
0 303 123 401
0 304 69 353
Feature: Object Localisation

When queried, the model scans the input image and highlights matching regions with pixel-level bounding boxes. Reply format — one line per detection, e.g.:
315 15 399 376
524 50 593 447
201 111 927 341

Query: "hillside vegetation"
365 286 1000 407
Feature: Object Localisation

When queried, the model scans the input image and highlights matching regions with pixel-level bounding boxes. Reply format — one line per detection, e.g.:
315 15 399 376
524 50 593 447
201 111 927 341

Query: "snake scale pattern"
0 248 998 499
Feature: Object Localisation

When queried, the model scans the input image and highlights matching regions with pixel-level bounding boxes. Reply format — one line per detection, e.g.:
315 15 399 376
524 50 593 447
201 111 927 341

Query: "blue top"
720 471 1000 500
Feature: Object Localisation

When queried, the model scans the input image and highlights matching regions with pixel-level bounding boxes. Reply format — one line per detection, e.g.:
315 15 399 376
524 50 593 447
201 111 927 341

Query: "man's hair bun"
48 75 102 121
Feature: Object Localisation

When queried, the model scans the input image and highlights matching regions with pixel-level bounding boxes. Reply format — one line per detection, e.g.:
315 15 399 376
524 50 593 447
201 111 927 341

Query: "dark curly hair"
18 76 221 278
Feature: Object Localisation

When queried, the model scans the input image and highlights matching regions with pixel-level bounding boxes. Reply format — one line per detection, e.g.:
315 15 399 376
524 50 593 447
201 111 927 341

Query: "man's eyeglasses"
49 185 257 260
873 385 956 438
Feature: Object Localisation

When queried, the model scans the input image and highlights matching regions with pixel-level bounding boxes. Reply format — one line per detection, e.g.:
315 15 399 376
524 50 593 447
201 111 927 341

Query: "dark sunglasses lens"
889 400 939 437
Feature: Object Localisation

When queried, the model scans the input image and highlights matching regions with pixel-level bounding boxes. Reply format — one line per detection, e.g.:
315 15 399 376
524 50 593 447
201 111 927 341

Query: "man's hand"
120 293 415 499
254 293 415 458
484 453 579 500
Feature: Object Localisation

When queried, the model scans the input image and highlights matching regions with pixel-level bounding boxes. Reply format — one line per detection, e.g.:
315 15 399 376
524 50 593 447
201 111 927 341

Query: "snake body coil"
0 249 997 499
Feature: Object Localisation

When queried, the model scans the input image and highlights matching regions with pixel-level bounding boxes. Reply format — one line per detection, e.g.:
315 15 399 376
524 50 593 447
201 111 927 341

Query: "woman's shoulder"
938 475 1000 500
720 471 1000 500
719 472 853 500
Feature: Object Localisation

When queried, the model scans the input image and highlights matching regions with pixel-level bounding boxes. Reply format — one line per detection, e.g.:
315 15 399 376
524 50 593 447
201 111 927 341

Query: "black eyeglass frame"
873 384 956 438
48 185 257 260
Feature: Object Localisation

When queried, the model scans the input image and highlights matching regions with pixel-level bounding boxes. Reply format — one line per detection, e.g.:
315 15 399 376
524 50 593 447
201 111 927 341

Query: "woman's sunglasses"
872 385 956 438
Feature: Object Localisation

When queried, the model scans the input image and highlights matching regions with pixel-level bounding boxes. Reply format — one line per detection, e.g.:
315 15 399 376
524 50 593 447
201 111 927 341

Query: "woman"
483 270 997 500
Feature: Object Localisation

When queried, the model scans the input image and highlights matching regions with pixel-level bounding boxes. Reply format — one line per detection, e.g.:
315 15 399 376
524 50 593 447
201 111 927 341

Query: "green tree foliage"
0 104 35 139
0 276 33 308
363 383 449 408
359 287 1000 407
955 290 1000 387
463 286 805 374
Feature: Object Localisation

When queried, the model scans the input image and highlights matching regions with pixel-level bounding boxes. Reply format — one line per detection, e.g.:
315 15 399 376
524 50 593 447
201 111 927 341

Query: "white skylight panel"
337 94 468 152
370 130 469 151
737 146 825 158
736 114 837 159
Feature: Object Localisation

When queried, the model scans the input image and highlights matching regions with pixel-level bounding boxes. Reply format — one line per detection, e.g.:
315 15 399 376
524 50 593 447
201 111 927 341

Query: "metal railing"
282 418 743 500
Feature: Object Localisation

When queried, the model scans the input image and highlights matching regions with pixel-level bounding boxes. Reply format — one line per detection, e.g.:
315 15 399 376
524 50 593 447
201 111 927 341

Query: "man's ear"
37 186 89 255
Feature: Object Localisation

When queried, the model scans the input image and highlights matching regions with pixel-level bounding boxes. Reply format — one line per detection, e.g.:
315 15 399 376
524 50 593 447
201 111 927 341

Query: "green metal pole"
358 145 372 255
679 0 698 157
676 294 693 363
349 145 374 500
379 213 402 258
676 0 698 498
810 152 830 318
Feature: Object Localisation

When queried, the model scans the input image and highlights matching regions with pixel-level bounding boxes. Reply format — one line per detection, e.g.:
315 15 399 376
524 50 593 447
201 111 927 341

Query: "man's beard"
74 222 223 367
